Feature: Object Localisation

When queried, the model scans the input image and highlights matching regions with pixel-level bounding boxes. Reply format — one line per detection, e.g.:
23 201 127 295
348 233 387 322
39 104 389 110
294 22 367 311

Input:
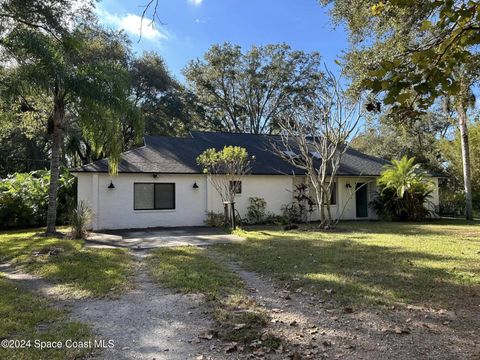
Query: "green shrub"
281 203 302 223
279 184 316 225
370 156 434 221
246 197 267 224
205 211 226 227
69 201 92 239
0 169 75 229
264 213 288 225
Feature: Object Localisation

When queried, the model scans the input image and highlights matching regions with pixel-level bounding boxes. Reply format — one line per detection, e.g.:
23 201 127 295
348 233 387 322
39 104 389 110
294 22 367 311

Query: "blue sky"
96 0 348 81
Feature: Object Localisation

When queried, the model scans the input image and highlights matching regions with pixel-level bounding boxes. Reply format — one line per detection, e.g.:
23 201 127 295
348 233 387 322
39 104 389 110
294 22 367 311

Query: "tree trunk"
46 101 65 234
318 189 326 228
456 101 473 220
325 202 332 228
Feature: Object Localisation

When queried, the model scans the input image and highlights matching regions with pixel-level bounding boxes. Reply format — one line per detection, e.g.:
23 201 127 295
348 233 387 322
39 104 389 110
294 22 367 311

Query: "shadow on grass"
244 219 480 238
0 276 93 360
0 230 132 298
220 222 480 308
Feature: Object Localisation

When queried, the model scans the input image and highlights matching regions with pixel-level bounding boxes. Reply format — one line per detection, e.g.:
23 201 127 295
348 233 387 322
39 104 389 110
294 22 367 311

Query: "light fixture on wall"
345 183 352 189
193 181 199 189
108 180 115 189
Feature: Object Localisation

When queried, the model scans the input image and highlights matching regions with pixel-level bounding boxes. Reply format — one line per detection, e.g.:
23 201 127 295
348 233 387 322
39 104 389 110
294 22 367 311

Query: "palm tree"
379 157 429 197
440 69 476 220
0 23 142 234
376 156 434 221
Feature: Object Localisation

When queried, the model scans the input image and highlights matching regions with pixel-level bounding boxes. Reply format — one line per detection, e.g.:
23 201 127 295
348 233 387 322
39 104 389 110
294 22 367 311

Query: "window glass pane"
330 182 337 205
134 183 154 209
155 183 175 209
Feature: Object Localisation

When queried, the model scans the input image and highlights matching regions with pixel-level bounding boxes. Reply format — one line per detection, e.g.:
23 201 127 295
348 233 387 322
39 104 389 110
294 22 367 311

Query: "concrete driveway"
86 227 244 249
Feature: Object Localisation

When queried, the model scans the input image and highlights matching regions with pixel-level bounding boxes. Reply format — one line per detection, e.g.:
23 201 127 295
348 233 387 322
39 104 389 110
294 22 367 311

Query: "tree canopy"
322 0 480 109
322 0 479 219
0 3 143 232
440 119 480 207
351 111 452 174
197 146 254 203
184 42 324 134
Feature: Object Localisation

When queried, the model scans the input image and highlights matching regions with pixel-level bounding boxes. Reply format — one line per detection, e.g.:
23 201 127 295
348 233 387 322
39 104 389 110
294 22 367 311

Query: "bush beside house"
370 157 435 221
0 169 76 229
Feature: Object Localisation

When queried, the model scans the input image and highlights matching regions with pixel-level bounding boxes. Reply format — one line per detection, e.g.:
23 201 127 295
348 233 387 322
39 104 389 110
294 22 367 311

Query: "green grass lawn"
215 220 480 308
147 247 273 344
147 246 243 300
0 228 133 298
0 275 93 360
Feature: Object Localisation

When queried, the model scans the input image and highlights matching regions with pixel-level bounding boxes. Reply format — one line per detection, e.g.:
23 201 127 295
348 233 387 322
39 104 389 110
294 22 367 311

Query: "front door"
355 183 368 218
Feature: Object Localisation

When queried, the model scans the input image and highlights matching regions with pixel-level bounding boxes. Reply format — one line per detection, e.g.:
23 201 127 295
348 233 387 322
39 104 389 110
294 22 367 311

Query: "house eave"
70 170 385 177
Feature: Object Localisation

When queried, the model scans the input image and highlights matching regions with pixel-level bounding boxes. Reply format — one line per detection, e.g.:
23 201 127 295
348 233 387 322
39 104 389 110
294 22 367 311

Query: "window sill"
133 209 176 213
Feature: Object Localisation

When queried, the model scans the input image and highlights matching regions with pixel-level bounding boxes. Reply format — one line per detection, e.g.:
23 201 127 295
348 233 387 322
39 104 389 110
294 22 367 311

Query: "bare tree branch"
138 0 165 42
271 69 364 228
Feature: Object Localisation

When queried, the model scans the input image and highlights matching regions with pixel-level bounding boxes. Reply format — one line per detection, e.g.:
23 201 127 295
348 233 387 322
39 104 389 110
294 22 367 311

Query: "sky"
96 0 349 81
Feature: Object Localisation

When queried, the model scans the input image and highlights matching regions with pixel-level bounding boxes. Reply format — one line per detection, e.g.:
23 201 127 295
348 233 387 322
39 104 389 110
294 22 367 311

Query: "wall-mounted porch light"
345 183 352 189
193 181 199 189
108 180 115 189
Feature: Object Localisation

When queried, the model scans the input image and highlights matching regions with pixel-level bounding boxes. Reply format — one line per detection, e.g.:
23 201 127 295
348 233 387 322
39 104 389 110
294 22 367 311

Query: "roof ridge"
347 146 390 164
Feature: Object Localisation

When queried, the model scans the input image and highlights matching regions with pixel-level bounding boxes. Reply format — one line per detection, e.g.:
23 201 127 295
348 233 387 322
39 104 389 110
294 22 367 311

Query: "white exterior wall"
75 172 440 230
293 176 379 221
76 173 207 230
206 175 295 218
76 173 295 230
336 177 378 220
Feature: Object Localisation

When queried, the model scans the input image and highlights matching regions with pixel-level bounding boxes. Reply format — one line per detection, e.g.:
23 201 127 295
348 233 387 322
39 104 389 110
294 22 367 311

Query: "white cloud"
188 0 203 6
97 7 170 42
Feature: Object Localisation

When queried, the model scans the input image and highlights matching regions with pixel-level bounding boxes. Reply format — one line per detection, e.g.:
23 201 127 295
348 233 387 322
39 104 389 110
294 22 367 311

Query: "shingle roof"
71 131 391 176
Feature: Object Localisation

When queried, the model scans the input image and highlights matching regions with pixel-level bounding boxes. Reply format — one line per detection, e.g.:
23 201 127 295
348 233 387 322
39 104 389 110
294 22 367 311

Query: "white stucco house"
71 131 440 230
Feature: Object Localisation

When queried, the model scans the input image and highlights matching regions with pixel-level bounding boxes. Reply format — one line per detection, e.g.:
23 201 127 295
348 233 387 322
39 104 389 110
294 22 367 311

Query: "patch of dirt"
222 260 480 359
67 251 226 360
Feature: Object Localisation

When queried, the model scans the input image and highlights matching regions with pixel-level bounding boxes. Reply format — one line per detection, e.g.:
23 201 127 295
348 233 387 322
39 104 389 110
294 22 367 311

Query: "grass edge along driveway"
0 228 134 359
147 246 281 347
214 220 480 310
0 228 134 298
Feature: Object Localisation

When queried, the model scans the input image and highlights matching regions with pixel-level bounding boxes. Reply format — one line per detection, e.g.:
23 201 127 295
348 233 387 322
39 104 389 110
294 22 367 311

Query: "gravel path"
1 252 226 360
68 251 222 360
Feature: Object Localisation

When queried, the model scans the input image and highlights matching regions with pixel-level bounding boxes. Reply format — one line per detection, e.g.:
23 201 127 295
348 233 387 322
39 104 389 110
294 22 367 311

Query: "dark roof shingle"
71 131 390 176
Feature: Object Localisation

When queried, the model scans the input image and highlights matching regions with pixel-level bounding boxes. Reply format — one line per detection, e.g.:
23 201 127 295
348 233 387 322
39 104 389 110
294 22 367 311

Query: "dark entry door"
355 183 368 218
